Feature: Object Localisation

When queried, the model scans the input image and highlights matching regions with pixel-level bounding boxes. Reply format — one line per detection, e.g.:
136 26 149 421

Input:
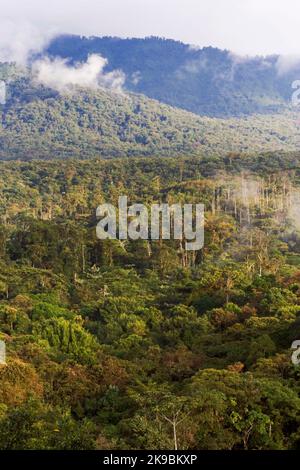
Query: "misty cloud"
32 54 126 93
2 0 300 56
131 71 141 86
175 53 209 81
275 55 300 76
0 20 125 94
0 20 55 66
176 51 248 83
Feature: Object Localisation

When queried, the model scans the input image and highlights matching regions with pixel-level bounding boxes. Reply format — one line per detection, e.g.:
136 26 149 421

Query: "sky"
1 0 300 56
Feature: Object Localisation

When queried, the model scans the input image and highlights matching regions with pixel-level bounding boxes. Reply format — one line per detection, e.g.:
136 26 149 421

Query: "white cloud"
276 55 300 76
1 0 300 57
0 18 126 94
0 19 55 66
32 54 125 92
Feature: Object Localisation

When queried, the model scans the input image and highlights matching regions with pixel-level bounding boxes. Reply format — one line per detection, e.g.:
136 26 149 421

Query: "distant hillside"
45 35 300 117
0 68 300 161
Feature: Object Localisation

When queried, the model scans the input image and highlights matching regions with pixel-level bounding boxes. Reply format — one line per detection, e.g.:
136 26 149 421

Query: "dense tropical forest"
1 153 300 450
0 64 300 160
1 30 300 452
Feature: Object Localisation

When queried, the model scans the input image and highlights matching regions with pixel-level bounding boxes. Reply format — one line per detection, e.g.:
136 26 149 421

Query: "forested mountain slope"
46 35 300 117
1 68 300 161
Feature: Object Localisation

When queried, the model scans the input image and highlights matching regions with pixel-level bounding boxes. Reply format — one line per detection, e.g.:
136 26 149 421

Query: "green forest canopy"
1 154 300 449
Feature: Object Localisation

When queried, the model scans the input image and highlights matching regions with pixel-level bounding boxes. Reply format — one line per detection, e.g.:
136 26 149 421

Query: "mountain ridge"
45 35 300 117
0 68 300 161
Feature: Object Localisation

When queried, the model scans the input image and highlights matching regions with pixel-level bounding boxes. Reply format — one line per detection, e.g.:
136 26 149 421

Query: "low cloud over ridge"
32 54 125 93
0 21 126 93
